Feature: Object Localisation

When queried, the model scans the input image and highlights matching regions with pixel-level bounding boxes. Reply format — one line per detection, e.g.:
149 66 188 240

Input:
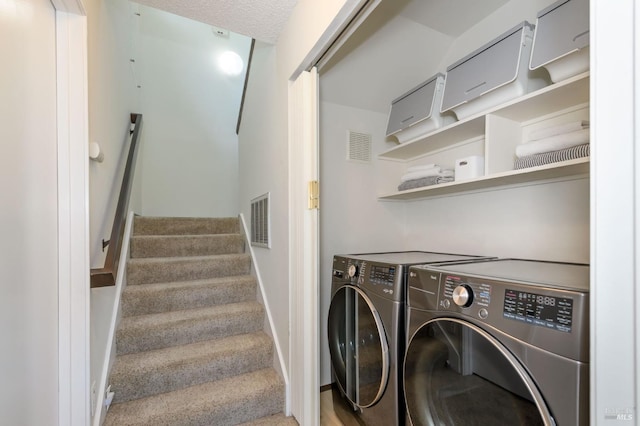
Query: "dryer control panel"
503 288 573 333
439 274 493 320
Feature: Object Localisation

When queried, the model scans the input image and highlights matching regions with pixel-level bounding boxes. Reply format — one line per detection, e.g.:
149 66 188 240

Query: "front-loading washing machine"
328 251 493 426
404 259 589 426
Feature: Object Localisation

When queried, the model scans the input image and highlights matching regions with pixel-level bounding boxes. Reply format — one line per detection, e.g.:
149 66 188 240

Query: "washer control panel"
408 262 589 362
332 256 404 302
369 264 397 286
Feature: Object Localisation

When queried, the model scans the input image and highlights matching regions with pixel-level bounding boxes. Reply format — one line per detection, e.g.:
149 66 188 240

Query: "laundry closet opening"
316 0 590 419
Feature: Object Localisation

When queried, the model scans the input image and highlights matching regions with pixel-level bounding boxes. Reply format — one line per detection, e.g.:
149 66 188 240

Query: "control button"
442 299 451 309
348 264 358 278
452 284 474 308
478 308 489 319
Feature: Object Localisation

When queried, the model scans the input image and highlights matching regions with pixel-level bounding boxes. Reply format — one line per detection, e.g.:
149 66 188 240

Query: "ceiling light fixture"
218 51 244 76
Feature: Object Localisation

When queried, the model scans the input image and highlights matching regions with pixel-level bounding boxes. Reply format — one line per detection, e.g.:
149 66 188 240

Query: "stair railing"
90 113 143 288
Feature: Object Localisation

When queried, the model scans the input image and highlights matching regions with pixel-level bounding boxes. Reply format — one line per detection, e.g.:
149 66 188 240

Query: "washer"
328 251 493 426
404 259 589 426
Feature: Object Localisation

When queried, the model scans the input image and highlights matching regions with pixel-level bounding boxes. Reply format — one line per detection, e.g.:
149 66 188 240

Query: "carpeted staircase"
104 216 297 426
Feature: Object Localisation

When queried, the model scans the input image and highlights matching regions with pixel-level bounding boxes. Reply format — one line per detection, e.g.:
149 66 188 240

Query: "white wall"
402 179 589 262
87 0 139 268
238 41 291 368
86 0 139 418
319 101 406 384
277 0 351 79
0 0 59 422
136 5 251 217
320 9 453 113
238 0 352 378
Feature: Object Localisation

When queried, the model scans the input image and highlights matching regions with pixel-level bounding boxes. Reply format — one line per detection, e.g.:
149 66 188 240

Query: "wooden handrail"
90 113 143 288
236 38 255 135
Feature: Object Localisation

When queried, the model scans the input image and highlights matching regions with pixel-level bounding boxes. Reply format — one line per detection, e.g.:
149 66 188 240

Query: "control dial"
452 284 474 308
348 264 359 278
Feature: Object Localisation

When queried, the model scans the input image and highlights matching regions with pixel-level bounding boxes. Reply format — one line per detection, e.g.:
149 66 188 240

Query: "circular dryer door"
328 285 389 409
404 319 554 426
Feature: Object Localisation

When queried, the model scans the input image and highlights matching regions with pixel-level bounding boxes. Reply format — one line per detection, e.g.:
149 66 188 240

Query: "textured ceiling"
133 0 299 43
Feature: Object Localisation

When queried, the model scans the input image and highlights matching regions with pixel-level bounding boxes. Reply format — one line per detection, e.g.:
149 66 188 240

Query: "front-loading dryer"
328 251 493 426
404 259 589 426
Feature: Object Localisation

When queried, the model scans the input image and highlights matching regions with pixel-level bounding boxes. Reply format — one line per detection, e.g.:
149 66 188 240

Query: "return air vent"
250 193 270 248
347 130 372 163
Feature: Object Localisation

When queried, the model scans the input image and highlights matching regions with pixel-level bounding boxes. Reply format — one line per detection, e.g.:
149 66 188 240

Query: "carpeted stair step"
104 368 285 426
133 216 239 236
127 253 251 285
238 413 299 425
121 275 257 317
116 301 264 355
111 332 273 403
130 234 245 258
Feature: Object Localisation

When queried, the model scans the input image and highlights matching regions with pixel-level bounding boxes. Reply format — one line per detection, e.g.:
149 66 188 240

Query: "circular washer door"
404 318 554 426
328 285 389 408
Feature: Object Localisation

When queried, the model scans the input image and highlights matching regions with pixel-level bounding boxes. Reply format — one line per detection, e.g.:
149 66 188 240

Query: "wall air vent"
250 192 270 248
347 130 372 163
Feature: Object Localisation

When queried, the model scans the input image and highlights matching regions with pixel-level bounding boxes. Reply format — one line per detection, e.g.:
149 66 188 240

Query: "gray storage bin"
386 73 452 143
530 0 590 83
441 21 549 120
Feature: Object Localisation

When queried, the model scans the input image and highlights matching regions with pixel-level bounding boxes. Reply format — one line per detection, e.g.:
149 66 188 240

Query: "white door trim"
286 1 382 423
288 68 320 425
590 0 639 421
54 1 90 425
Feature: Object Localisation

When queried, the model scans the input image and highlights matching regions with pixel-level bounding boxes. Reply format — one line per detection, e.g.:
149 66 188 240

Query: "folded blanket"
400 166 441 182
516 129 589 158
528 120 589 141
514 143 590 170
398 174 455 191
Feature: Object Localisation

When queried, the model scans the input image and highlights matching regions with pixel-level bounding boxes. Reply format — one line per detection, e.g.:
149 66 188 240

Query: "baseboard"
92 211 135 426
320 383 333 393
238 213 291 415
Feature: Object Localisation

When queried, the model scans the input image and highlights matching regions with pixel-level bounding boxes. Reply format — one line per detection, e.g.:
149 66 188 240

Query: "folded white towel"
400 167 455 183
406 163 437 173
528 120 589 142
400 166 441 182
516 128 590 158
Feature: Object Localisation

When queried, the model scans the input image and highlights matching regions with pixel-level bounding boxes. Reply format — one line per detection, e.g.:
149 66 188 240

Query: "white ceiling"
133 0 299 44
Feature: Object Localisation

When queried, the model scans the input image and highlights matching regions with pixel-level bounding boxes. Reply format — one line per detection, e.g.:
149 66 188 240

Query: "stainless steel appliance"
404 259 589 425
328 251 492 426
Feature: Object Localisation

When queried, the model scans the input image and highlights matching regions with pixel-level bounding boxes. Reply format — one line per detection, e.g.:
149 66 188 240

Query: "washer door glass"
328 285 389 408
404 319 554 426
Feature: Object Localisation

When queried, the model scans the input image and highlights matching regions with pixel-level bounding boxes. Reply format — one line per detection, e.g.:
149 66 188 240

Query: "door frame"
288 68 320 424
53 1 90 424
287 2 382 423
589 0 640 420
287 0 640 423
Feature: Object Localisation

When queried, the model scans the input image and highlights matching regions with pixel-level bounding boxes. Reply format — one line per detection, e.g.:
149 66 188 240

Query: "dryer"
404 259 589 426
328 251 492 426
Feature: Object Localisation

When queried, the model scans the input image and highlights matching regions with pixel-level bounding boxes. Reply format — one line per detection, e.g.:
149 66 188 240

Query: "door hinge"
308 180 319 210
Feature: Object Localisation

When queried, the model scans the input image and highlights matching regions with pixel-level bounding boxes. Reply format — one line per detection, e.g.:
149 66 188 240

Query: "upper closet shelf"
379 72 590 161
379 157 589 200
